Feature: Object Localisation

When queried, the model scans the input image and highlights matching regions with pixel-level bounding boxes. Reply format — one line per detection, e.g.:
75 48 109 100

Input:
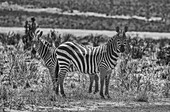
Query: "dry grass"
0 32 170 111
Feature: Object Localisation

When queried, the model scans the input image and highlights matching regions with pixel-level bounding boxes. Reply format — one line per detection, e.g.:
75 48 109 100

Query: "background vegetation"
1 0 170 17
0 0 170 32
0 19 170 111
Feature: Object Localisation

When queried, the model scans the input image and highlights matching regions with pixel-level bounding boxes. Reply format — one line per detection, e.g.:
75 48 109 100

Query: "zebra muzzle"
120 45 125 53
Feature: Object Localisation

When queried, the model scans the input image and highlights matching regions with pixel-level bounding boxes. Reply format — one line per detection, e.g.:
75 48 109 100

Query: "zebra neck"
37 40 52 61
105 43 119 68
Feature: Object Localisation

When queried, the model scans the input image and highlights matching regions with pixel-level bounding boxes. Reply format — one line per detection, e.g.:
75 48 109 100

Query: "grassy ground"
0 30 170 112
1 89 170 112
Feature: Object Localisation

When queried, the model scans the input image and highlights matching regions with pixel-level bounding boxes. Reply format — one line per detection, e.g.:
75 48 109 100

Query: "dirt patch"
3 98 170 112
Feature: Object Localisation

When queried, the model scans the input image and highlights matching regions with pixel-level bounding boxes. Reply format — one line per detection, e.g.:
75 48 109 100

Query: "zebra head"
31 30 55 49
31 30 43 47
107 26 128 53
30 30 55 57
31 30 43 41
28 30 43 54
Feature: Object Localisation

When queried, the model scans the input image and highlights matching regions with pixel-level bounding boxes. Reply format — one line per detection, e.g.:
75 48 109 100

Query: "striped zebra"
30 31 99 94
30 31 59 93
49 30 100 94
68 60 99 94
55 26 128 99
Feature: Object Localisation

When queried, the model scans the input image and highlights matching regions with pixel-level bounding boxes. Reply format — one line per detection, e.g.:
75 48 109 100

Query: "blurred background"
0 0 170 32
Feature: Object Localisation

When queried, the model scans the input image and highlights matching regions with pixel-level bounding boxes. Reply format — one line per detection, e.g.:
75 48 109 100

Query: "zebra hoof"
55 91 59 95
62 94 66 98
93 90 99 94
50 96 57 101
93 91 97 94
100 93 105 99
101 96 106 99
105 93 112 99
106 95 112 99
88 90 92 94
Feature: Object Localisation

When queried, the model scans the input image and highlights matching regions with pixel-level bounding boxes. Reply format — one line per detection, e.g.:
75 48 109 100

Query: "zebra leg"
100 77 105 99
94 74 99 94
49 70 59 95
99 70 106 99
55 61 60 95
88 75 94 93
99 68 111 99
50 71 59 95
55 81 59 95
58 71 66 97
105 73 111 99
52 81 59 95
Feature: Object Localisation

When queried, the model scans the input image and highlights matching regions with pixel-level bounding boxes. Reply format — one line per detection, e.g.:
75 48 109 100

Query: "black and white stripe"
31 31 59 94
31 31 99 95
56 26 128 99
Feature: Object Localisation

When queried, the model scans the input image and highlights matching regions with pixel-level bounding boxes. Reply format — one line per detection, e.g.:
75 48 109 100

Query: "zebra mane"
41 39 56 52
36 38 51 52
41 39 51 47
106 34 118 46
105 33 121 54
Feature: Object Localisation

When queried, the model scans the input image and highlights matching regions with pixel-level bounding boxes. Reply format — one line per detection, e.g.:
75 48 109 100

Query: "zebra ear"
124 26 128 32
116 26 119 33
37 31 43 40
36 30 40 34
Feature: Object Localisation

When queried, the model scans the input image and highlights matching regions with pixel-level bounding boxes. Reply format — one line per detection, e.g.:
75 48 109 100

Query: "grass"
0 28 170 111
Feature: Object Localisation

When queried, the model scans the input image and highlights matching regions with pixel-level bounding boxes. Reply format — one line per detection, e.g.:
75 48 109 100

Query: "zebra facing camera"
120 45 125 53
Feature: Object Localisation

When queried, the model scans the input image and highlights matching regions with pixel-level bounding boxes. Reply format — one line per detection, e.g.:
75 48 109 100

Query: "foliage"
1 0 170 18
1 24 170 111
0 8 170 32
114 55 170 101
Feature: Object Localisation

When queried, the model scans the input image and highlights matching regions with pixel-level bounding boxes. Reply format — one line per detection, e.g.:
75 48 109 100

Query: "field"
1 23 170 112
1 0 170 111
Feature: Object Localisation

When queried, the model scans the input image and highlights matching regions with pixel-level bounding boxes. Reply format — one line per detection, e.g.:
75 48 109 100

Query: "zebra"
68 60 99 94
30 31 99 94
55 26 128 99
30 31 59 93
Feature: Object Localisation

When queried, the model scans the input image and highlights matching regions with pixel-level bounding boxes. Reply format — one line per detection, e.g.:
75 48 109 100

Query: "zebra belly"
57 55 99 74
